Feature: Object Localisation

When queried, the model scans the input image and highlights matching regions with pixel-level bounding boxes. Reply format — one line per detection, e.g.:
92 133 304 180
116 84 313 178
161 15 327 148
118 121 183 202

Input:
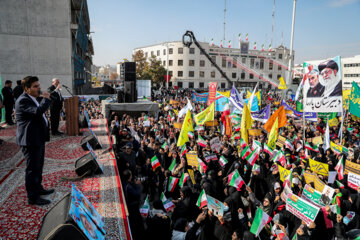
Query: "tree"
109 72 118 80
132 50 148 79
142 55 167 84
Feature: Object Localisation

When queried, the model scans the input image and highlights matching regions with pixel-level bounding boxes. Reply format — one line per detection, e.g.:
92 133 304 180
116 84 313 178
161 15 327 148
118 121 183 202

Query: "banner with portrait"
303 56 342 112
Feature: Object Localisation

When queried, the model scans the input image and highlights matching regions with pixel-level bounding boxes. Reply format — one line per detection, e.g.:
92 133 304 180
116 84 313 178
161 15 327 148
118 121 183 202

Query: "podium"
65 96 79 136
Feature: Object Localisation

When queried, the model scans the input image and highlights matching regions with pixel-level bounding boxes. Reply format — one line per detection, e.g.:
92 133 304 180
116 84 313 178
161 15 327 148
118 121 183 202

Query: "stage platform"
0 119 131 239
102 99 159 119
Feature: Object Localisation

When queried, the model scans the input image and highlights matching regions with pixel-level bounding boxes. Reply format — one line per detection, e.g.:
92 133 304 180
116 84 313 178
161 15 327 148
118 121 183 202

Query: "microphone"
62 85 69 89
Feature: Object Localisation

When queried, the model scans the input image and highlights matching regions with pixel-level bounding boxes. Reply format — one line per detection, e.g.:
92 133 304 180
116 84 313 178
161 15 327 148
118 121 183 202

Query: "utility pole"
223 0 226 42
286 0 297 85
271 0 275 48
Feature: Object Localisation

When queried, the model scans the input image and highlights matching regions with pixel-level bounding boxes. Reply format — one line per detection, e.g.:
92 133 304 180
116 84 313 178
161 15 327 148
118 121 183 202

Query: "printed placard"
286 193 320 226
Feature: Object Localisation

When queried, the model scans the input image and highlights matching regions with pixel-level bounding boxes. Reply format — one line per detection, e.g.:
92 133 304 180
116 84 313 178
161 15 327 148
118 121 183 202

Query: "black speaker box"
75 153 102 176
124 81 137 103
80 135 101 151
78 114 88 128
37 193 86 240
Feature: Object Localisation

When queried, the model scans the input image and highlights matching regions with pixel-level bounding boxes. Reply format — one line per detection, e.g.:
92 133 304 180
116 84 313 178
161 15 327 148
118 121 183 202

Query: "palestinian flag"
161 142 168 149
168 158 177 174
151 155 161 171
284 139 294 151
180 145 187 158
161 192 175 212
139 195 150 217
273 150 286 166
246 150 259 166
241 146 252 159
198 157 207 174
250 207 272 237
334 156 344 180
336 180 345 189
188 131 194 138
264 143 273 155
228 169 245 191
196 189 207 209
168 176 179 192
179 172 188 188
205 154 218 162
197 135 207 147
232 132 240 140
240 138 247 148
305 142 319 152
234 123 241 132
219 156 228 167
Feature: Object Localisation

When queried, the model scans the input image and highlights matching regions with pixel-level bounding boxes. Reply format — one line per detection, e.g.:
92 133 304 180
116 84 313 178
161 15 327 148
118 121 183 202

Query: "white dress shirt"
27 94 48 126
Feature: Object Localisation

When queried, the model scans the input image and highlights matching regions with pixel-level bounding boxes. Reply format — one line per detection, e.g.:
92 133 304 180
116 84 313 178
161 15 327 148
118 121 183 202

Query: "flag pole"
340 100 349 144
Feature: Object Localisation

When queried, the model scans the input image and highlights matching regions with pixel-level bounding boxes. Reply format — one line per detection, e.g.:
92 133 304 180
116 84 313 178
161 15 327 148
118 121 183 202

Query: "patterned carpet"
0 120 130 239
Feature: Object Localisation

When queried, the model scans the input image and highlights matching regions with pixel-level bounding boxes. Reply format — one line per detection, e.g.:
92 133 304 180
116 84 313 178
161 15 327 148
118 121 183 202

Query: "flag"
250 207 272 237
140 195 150 217
179 172 188 188
267 117 279 150
234 123 241 132
336 180 344 189
240 138 247 148
349 81 360 118
246 149 259 166
273 150 286 166
261 44 264 51
329 204 341 215
211 38 214 46
305 142 319 152
334 156 344 180
246 33 248 41
188 131 194 138
324 119 330 151
160 192 175 212
228 40 231 48
228 169 245 191
180 145 187 158
195 101 215 125
151 155 161 171
197 135 207 147
232 132 240 140
241 102 252 144
331 141 342 155
168 176 179 192
238 33 242 42
198 157 207 174
220 40 223 48
178 97 193 119
196 189 207 208
252 140 262 151
248 82 259 112
284 139 294 151
205 154 218 162
278 76 287 90
253 42 257 50
219 156 228 167
263 106 287 133
241 145 252 159
177 110 194 147
264 143 273 155
268 44 272 51
168 158 177 174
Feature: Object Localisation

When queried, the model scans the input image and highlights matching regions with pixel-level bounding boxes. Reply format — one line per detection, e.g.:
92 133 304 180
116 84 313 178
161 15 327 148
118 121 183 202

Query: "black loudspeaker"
124 81 137 103
80 135 101 151
78 114 88 128
37 193 86 240
120 62 136 82
75 153 102 176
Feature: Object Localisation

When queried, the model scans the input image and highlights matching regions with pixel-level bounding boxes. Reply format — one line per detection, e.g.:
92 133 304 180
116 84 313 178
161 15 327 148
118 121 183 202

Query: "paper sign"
328 171 337 184
312 136 323 145
248 129 262 136
344 160 360 175
278 164 291 183
206 195 225 217
314 175 326 192
320 185 335 205
348 172 360 190
302 184 324 207
286 193 320 226
304 172 316 184
309 158 329 176
186 151 198 167
276 136 286 148
143 120 150 127
210 137 221 153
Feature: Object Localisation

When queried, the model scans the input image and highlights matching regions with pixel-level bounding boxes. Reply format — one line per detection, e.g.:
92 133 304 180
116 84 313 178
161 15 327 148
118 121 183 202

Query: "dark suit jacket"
1 86 14 105
15 93 51 146
48 85 64 111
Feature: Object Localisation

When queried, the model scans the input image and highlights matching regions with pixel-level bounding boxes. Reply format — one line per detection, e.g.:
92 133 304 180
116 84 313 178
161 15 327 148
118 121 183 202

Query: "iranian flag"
305 142 319 152
139 195 150 217
188 131 194 138
168 176 179 192
273 150 286 166
220 40 223 48
250 208 272 237
261 44 264 51
334 156 344 180
238 33 242 42
161 142 168 149
246 149 259 166
268 44 272 51
252 140 262 151
161 192 175 212
151 155 161 171
205 154 218 162
228 169 245 191
240 138 247 148
336 180 345 189
179 172 188 188
228 40 231 48
168 158 177 174
284 139 294 151
196 189 207 209
219 156 228 167
197 135 207 147
264 143 273 155
253 42 257 50
211 38 214 46
198 157 207 174
232 132 240 140
180 145 187 157
246 33 249 41
241 146 252 159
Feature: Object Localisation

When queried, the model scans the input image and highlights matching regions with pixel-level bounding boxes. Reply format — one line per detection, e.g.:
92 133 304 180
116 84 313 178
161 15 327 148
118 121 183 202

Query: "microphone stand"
63 85 74 97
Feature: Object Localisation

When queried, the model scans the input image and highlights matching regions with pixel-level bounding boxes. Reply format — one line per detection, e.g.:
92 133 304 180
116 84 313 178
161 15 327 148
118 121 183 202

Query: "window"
260 59 264 69
200 51 204 55
163 49 166 55
151 51 154 57
278 65 281 71
211 56 216 66
189 82 194 88
211 71 215 78
199 82 204 88
200 60 205 67
221 83 226 89
279 54 283 59
250 74 254 79
178 47 183 54
169 60 173 66
189 48 195 54
269 61 273 70
178 82 183 88
178 60 183 66
250 59 255 68
157 50 160 56
168 82 173 87
169 48 173 54
227 62 232 68
199 71 205 78
222 59 226 68
178 71 183 77
232 73 237 79
241 73 245 79
268 74 272 79
189 71 194 77
242 58 246 64
145 52 148 58
169 71 173 76
189 60 195 66
163 61 166 66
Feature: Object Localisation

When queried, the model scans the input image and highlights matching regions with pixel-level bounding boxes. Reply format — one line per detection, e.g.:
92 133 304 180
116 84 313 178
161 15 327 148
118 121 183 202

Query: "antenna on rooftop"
271 0 275 47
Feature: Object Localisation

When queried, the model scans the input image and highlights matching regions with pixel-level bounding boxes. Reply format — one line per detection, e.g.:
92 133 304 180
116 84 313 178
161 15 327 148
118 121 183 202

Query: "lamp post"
286 0 297 85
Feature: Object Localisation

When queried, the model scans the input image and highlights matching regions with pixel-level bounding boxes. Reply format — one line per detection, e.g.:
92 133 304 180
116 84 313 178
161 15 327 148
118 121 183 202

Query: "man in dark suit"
16 76 54 205
13 80 24 100
1 80 15 125
48 78 64 135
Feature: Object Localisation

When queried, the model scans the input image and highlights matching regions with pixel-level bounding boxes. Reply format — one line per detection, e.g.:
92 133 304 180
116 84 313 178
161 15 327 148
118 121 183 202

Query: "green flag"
296 100 303 112
318 112 337 120
349 81 360 118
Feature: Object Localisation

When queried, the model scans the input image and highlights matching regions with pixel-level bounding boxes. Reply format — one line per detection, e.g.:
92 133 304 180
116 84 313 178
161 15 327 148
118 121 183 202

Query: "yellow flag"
246 91 252 99
195 101 215 125
217 91 231 98
309 158 329 176
173 109 179 116
241 103 252 143
177 110 194 147
246 90 261 106
267 117 279 149
328 118 339 127
278 164 291 182
278 76 287 90
330 141 342 153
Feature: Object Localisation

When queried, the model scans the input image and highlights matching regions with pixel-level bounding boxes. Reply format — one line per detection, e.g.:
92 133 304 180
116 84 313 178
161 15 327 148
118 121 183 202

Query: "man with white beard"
318 60 342 97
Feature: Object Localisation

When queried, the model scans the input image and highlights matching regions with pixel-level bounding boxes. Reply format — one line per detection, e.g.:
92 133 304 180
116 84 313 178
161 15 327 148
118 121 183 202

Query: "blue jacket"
15 93 51 146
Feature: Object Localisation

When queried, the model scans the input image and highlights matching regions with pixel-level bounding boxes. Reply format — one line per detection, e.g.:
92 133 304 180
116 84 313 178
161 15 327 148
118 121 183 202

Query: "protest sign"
320 185 335 205
276 136 286 148
206 195 225 217
207 82 218 106
302 184 324 207
309 158 329 176
304 172 316 185
314 175 326 192
312 136 323 145
344 160 360 175
286 193 320 226
248 129 262 136
348 172 360 190
186 151 198 167
210 137 221 153
278 164 291 182
187 169 196 184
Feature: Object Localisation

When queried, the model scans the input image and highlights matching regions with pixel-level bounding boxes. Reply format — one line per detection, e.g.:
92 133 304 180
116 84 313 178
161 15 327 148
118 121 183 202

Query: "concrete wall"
0 0 73 95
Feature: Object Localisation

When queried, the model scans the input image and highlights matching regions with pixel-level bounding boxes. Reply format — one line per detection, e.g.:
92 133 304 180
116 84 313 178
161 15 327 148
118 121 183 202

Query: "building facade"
134 41 294 90
0 0 94 95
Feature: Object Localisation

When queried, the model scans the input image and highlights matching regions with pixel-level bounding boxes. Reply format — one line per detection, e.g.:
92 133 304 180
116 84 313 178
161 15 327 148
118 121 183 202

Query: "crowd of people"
109 87 360 240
